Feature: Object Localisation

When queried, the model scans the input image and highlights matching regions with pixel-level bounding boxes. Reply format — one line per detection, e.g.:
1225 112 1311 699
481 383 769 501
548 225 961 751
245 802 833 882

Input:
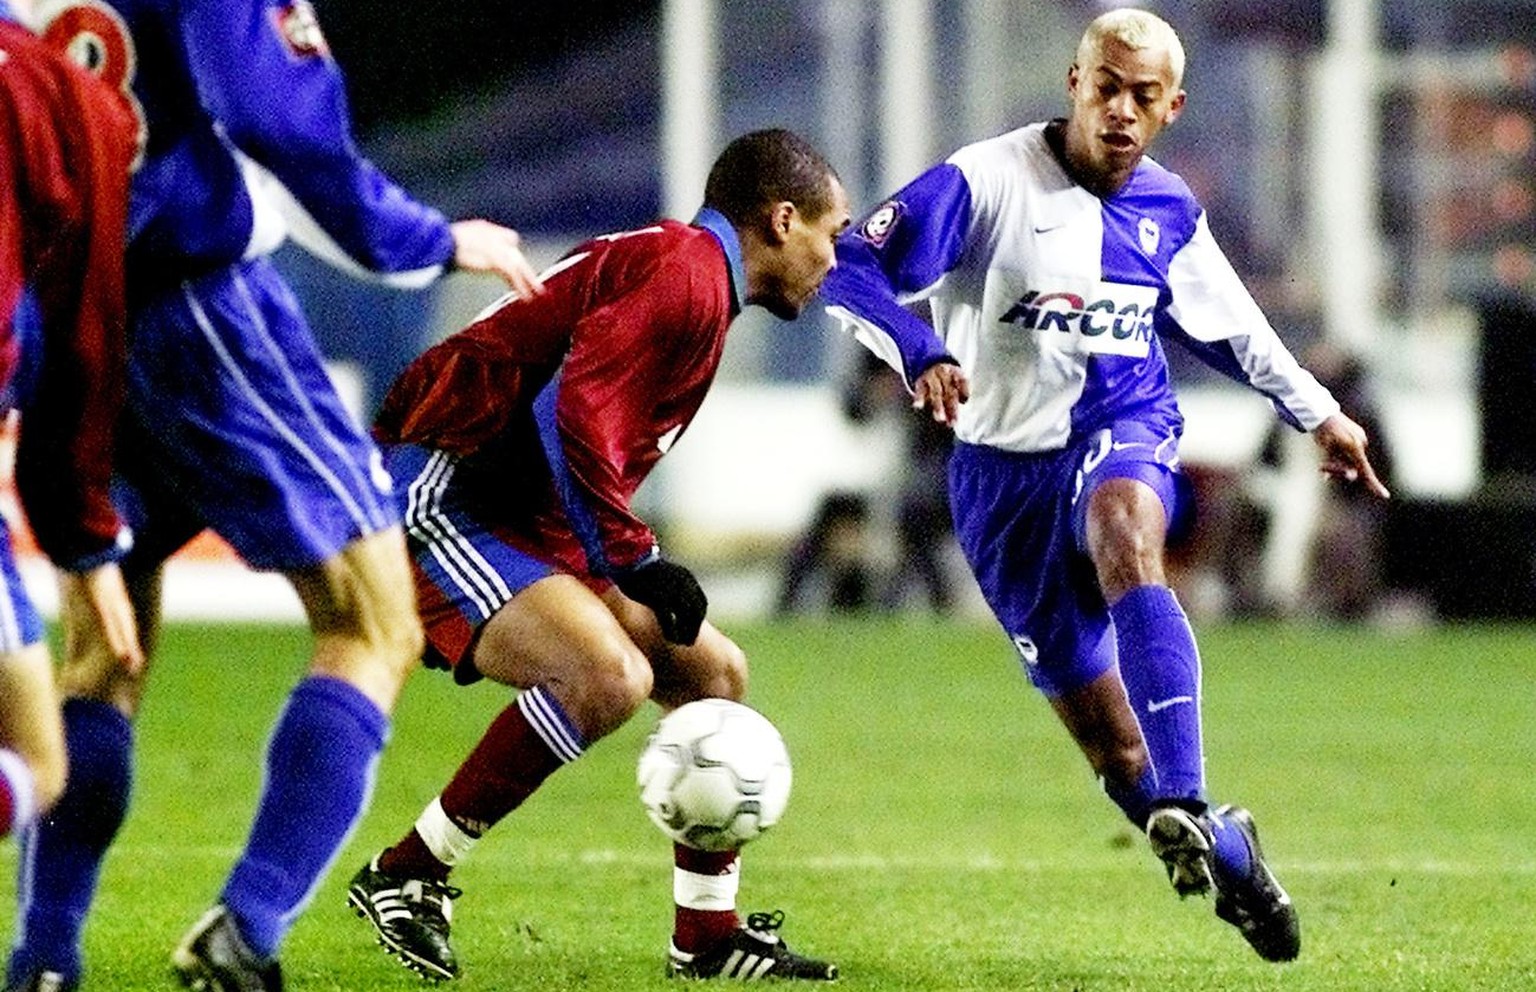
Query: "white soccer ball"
637 698 792 852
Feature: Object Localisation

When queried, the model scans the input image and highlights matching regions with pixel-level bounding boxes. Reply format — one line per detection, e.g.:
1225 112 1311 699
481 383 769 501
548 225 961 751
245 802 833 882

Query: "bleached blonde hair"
1077 8 1186 89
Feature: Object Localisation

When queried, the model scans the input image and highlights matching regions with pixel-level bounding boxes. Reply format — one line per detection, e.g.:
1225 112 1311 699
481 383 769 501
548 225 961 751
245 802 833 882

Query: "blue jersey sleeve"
821 163 972 388
180 0 454 279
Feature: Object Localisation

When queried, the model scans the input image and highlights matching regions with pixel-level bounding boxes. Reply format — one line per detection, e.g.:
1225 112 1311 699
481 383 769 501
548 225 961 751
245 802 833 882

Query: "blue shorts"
949 422 1191 697
389 444 556 673
117 258 398 572
0 515 44 652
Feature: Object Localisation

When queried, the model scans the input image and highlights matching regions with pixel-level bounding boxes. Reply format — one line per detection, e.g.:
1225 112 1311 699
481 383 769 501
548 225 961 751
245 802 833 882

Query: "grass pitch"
1 618 1533 990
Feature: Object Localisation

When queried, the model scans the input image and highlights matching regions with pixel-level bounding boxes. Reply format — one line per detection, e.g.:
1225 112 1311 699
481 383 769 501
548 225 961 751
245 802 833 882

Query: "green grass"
2 618 1534 990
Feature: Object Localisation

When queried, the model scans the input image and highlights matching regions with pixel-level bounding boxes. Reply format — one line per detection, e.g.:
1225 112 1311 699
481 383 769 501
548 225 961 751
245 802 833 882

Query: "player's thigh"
950 441 1116 696
288 527 422 711
0 642 66 807
0 526 70 787
1071 424 1190 556
602 586 747 707
474 576 654 732
289 526 418 642
126 259 398 573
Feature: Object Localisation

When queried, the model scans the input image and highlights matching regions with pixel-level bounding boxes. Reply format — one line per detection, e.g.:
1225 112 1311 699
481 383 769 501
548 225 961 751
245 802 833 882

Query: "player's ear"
1164 90 1186 126
1066 62 1081 97
765 201 795 245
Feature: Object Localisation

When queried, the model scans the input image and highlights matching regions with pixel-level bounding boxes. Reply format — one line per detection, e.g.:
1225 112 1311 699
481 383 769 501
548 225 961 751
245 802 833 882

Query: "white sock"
673 858 740 912
414 797 480 867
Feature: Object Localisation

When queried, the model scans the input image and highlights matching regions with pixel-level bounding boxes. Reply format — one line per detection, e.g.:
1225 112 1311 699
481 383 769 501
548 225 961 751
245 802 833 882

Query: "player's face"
758 177 852 320
1064 36 1185 195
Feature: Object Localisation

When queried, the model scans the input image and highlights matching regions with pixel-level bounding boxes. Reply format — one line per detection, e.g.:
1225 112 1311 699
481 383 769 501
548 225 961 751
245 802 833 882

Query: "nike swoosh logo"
1147 695 1194 713
1033 223 1065 234
1110 441 1147 451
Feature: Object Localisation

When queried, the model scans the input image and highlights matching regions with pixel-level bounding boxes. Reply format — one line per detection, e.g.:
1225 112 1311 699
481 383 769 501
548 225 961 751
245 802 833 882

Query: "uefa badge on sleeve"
859 201 904 247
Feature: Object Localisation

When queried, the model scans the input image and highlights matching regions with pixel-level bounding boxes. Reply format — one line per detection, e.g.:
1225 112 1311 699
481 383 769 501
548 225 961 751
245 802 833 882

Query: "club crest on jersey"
1138 216 1160 255
859 201 903 247
271 0 328 59
998 282 1158 357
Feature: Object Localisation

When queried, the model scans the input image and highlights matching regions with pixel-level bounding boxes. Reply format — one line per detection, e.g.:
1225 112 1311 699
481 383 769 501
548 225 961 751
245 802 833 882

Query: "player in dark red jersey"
346 129 850 983
0 0 140 870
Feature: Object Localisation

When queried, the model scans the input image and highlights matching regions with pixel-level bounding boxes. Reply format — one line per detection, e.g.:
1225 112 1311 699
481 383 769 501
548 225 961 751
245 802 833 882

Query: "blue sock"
221 676 387 959
1102 766 1158 827
8 698 133 985
1109 585 1205 803
1209 808 1255 883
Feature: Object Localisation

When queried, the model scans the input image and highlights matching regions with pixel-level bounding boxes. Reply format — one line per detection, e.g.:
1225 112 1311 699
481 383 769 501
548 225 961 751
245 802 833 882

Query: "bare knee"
564 639 654 740
294 531 424 710
368 609 426 675
685 638 748 702
649 630 748 710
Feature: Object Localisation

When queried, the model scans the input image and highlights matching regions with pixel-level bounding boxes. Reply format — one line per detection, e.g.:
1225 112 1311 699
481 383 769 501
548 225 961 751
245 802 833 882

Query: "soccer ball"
637 698 792 852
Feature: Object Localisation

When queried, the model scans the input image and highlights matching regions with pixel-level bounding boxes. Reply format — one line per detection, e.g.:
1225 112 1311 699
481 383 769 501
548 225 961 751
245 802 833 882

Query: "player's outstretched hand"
65 562 145 675
1312 412 1391 499
450 219 546 297
913 361 970 425
615 559 708 646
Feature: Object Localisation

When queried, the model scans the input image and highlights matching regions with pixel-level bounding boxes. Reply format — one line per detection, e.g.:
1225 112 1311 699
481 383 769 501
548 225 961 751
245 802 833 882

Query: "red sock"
0 774 14 838
672 844 741 953
380 689 583 880
379 829 452 882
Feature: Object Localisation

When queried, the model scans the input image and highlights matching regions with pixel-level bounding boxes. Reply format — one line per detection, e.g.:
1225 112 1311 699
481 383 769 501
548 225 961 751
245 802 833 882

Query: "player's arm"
10 69 143 670
180 0 539 295
1161 212 1388 498
820 163 974 421
12 70 134 574
531 255 711 641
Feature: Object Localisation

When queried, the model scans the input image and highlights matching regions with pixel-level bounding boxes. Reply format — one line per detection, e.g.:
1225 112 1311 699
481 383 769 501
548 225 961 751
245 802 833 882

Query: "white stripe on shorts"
232 270 390 528
182 284 380 536
404 451 514 619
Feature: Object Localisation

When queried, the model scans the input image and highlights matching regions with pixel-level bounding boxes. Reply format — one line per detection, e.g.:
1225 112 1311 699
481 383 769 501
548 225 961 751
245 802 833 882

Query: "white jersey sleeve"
1163 213 1339 430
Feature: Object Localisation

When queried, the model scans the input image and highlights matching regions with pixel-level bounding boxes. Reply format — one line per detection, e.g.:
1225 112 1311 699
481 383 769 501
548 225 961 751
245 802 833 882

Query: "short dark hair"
703 128 838 227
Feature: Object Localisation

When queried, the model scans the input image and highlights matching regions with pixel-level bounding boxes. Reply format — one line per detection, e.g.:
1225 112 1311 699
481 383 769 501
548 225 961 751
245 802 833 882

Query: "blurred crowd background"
275 0 1536 625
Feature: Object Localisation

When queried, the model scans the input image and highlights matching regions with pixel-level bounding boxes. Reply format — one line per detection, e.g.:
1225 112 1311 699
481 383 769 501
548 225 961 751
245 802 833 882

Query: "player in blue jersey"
821 8 1388 963
5 2 544 991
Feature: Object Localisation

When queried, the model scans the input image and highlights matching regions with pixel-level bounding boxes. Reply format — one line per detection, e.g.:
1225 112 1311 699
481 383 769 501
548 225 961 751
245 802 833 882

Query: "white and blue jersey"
822 121 1340 694
31 0 457 571
822 121 1338 452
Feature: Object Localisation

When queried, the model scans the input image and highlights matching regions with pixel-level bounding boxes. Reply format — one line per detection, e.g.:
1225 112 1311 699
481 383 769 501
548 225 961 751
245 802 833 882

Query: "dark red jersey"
0 18 135 568
376 214 744 574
